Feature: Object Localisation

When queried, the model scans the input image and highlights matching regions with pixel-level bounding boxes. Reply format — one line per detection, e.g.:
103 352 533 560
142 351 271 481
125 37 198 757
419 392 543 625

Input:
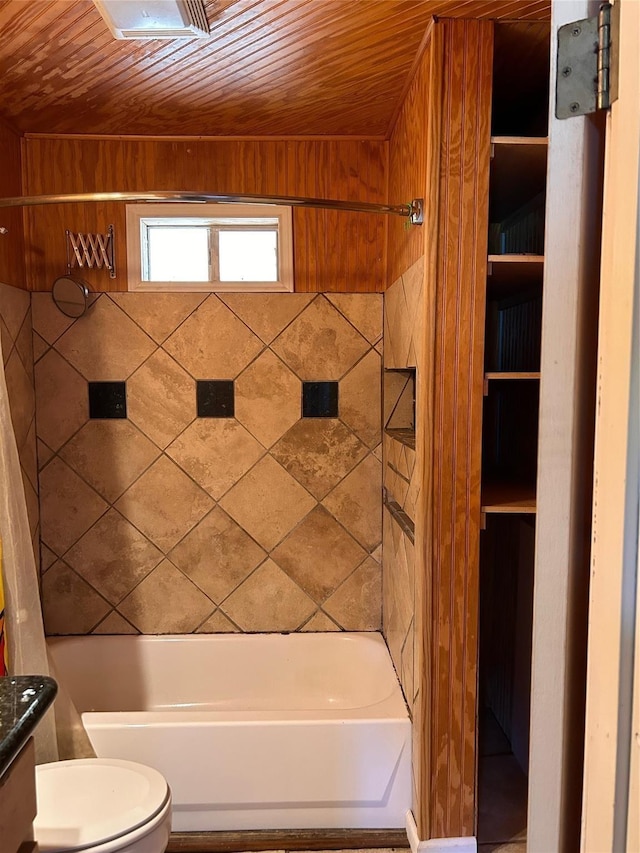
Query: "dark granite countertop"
0 675 57 777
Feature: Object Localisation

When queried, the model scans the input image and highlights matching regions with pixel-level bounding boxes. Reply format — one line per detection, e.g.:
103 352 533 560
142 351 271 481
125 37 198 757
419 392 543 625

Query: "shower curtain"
0 329 58 763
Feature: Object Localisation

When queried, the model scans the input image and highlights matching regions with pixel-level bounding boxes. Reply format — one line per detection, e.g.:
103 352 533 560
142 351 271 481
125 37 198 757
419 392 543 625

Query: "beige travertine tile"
164 296 263 379
20 419 38 492
271 418 367 500
92 611 139 634
339 349 381 448
323 454 382 551
167 418 264 500
55 297 156 381
22 469 39 537
382 507 415 679
219 454 316 551
220 293 314 344
326 293 383 344
372 442 383 462
0 281 30 340
127 348 195 449
41 544 57 573
37 439 55 471
323 557 382 631
34 349 88 451
33 331 49 363
372 544 382 563
0 316 12 365
169 507 266 604
387 378 415 430
271 506 366 603
272 296 369 380
31 292 74 345
300 611 341 632
383 372 412 428
65 509 163 605
115 456 214 552
39 458 108 556
383 274 410 369
31 527 41 575
4 348 35 449
118 560 215 634
60 420 160 503
221 559 315 632
15 309 34 382
42 561 111 635
235 349 301 448
109 292 207 343
196 609 240 633
400 619 415 706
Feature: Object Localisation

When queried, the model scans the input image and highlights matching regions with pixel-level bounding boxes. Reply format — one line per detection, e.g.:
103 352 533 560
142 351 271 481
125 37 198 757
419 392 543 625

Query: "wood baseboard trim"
167 828 410 852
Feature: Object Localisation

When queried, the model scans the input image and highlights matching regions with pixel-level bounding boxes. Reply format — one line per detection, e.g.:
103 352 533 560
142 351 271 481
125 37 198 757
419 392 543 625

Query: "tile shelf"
384 427 416 450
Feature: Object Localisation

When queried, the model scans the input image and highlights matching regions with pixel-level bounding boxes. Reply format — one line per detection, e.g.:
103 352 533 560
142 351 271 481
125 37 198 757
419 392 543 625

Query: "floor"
477 709 528 853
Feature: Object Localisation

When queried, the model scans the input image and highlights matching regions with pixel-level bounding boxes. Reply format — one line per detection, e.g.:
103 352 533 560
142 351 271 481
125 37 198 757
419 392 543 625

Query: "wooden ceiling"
0 0 550 138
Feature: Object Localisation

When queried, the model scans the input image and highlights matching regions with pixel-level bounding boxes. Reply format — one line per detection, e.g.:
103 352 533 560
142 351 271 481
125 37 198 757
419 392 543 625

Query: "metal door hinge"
556 2 619 119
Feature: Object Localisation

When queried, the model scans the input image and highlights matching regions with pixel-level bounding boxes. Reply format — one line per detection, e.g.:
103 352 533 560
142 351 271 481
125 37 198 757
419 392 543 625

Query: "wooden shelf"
481 481 536 514
488 254 544 264
384 428 415 450
489 138 547 224
485 371 540 380
486 255 544 297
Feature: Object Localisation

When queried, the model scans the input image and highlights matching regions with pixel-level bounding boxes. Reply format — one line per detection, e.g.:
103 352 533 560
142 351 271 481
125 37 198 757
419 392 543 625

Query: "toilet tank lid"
34 758 169 851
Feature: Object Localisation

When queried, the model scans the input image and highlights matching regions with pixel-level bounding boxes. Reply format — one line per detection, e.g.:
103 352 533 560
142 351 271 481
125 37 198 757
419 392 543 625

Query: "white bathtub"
48 632 411 833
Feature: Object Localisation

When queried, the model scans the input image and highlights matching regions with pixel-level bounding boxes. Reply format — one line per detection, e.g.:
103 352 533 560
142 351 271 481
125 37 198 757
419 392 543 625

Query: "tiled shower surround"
32 291 383 636
0 281 39 569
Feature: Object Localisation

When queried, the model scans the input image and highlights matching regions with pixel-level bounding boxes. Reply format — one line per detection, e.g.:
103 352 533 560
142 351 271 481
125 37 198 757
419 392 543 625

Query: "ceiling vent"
93 0 210 39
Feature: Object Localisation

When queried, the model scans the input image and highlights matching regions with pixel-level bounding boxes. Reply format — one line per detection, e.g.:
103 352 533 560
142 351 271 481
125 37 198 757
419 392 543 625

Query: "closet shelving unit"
477 20 550 846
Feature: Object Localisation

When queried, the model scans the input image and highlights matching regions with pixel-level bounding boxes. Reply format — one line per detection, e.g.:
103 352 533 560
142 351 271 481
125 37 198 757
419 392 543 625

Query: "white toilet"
33 758 172 853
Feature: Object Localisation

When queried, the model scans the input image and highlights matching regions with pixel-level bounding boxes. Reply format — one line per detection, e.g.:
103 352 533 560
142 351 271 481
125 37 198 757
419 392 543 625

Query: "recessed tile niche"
383 368 416 449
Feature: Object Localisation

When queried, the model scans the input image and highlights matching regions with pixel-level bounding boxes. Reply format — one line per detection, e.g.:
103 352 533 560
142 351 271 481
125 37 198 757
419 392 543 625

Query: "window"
126 203 294 292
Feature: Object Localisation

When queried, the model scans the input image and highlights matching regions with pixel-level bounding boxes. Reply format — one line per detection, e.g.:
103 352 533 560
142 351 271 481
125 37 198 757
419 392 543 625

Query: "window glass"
146 226 209 281
219 230 278 282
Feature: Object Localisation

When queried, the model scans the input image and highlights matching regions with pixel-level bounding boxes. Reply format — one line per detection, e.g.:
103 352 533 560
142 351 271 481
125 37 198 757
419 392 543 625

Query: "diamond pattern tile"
271 296 370 380
235 349 301 448
164 296 263 379
65 509 163 605
60 420 160 503
1 316 12 365
326 294 383 344
118 560 215 634
0 282 30 340
196 610 240 633
34 349 89 451
115 456 214 552
42 561 111 635
110 292 206 344
127 348 195 449
323 556 382 630
271 418 367 500
169 507 266 603
219 454 316 551
271 505 366 603
221 559 316 632
4 348 35 449
167 418 264 500
39 458 109 556
15 309 34 383
340 349 382 448
323 454 382 551
300 611 340 632
220 293 314 344
55 297 156 381
31 292 74 345
33 332 49 363
92 611 139 634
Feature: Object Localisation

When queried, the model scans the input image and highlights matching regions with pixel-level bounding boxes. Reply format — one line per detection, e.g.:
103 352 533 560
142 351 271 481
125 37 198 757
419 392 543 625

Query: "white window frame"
126 203 294 292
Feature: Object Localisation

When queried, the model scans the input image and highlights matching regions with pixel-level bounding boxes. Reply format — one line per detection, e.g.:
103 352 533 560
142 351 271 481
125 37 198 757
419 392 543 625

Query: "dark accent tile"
89 382 127 419
197 380 235 418
303 381 339 418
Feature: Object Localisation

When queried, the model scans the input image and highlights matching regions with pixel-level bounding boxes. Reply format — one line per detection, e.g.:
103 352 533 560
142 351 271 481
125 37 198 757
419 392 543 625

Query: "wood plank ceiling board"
0 0 549 138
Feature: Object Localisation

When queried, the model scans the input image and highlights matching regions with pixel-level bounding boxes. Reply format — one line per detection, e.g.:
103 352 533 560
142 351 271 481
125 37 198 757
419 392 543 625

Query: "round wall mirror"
52 276 92 318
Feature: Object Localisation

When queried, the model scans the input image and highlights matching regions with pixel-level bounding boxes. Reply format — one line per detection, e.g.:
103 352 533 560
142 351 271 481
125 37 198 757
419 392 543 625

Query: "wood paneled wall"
22 137 388 292
387 17 492 841
428 18 492 838
0 122 26 289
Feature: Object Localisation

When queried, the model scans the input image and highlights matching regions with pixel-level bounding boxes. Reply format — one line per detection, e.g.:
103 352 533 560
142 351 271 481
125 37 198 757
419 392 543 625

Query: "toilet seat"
34 758 171 852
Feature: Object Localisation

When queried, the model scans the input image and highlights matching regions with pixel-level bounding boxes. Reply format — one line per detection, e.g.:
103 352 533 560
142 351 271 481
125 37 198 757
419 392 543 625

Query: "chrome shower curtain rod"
0 191 424 224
